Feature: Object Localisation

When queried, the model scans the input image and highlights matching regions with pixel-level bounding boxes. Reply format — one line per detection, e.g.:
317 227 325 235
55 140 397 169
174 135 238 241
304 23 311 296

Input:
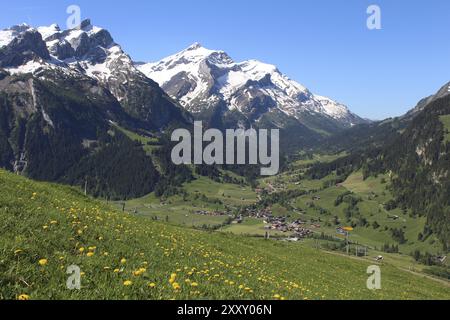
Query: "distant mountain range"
0 20 195 199
0 19 373 157
0 19 191 130
0 19 447 207
137 42 368 132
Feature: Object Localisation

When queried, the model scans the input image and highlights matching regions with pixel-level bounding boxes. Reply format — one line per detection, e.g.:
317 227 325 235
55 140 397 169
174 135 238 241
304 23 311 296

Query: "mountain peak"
137 45 366 128
11 23 31 31
80 19 92 30
0 24 34 47
186 42 203 50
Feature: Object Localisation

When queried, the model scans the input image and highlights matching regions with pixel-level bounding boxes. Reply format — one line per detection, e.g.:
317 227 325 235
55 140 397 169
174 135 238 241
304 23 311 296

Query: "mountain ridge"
137 42 368 130
0 19 191 130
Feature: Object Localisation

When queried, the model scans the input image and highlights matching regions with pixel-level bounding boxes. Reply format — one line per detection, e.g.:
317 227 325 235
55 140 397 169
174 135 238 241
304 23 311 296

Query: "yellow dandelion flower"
148 283 156 288
86 252 94 257
191 282 199 287
120 258 127 264
78 247 85 253
38 259 48 266
123 280 133 286
18 294 30 300
172 282 181 290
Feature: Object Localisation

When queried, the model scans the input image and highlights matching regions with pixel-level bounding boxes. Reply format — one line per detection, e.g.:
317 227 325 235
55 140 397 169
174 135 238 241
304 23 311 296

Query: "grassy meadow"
1 169 449 300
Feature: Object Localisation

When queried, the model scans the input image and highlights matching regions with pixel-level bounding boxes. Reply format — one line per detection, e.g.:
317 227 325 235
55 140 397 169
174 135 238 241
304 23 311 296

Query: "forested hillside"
307 91 450 250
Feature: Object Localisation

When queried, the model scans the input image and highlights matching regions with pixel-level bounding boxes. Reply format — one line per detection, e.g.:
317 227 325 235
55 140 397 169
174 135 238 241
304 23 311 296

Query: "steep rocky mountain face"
0 20 194 198
0 68 162 199
137 43 367 134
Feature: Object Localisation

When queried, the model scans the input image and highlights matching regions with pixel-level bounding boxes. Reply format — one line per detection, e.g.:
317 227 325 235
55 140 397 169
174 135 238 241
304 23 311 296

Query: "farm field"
291 172 443 254
0 169 448 300
112 175 258 228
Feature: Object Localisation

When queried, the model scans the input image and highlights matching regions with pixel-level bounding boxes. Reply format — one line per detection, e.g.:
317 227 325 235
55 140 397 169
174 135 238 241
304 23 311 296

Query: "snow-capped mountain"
0 20 193 196
137 43 366 129
0 20 190 129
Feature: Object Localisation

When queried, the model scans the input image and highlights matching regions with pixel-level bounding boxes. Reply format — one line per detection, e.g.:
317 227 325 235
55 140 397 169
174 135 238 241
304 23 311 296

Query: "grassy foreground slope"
0 170 448 300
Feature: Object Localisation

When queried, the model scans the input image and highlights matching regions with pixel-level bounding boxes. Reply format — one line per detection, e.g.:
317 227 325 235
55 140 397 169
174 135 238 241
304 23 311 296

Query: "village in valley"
116 152 447 273
192 181 318 241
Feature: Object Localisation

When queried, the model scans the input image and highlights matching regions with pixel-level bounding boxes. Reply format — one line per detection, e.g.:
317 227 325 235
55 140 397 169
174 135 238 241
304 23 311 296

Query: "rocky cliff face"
0 20 191 130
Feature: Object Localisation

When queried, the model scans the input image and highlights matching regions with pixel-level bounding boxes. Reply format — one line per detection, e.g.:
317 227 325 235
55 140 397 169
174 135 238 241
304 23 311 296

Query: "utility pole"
346 232 349 255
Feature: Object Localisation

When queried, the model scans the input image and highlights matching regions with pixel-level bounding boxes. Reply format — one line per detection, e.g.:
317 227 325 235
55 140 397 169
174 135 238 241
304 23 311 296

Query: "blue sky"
1 0 449 120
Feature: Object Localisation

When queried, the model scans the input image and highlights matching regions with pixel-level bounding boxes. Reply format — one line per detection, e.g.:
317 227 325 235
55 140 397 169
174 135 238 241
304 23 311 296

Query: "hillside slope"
306 83 450 250
0 21 194 199
0 169 448 300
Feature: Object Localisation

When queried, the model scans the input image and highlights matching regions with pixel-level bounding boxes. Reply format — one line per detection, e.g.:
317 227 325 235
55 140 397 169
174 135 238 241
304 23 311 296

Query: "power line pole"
346 232 349 255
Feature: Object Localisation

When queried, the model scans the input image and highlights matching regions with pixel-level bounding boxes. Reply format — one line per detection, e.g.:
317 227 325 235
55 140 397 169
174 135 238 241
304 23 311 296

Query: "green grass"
220 218 287 237
439 115 450 143
111 123 160 155
115 192 230 228
112 175 258 228
1 169 449 300
184 176 257 206
290 171 443 255
291 152 347 168
342 172 387 195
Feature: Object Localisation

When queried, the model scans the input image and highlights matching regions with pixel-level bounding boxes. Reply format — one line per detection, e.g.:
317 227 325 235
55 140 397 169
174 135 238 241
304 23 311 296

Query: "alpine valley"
0 20 448 300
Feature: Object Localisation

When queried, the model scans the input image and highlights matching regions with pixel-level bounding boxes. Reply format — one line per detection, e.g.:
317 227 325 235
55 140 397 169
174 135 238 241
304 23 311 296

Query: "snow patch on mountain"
37 24 61 40
0 24 31 47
